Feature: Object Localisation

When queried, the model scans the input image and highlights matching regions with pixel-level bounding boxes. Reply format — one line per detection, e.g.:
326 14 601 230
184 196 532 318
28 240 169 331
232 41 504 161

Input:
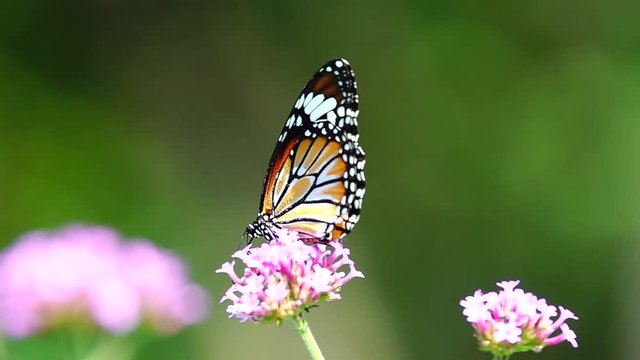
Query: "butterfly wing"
257 58 365 241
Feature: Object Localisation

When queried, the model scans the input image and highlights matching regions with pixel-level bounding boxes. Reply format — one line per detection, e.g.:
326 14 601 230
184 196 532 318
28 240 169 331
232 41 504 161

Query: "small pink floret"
0 224 210 338
460 280 578 355
217 229 363 323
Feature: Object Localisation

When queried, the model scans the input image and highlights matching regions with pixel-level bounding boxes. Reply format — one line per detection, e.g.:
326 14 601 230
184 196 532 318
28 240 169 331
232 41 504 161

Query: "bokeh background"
2 0 640 359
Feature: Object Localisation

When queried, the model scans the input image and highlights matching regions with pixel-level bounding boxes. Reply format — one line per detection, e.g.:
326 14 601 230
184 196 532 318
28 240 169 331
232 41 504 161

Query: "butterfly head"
245 214 277 242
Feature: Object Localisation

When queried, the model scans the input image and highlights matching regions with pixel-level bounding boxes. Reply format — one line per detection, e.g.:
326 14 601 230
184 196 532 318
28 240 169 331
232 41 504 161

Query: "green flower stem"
83 335 134 360
62 330 134 360
65 329 90 360
293 316 325 360
492 356 511 360
0 334 8 360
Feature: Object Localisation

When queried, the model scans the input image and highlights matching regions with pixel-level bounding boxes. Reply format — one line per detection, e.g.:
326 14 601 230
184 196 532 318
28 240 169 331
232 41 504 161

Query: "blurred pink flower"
460 280 578 357
0 224 210 338
216 229 363 324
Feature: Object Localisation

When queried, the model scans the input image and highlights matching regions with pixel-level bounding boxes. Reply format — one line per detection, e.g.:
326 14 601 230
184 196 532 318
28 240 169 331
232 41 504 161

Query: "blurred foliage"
2 0 640 359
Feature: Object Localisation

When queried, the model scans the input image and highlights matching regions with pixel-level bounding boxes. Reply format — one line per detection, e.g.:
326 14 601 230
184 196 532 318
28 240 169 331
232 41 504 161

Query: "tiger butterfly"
245 58 366 243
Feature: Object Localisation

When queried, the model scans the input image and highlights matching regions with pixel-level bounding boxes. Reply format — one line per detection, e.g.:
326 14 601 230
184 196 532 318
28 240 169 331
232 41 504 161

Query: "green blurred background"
1 0 640 359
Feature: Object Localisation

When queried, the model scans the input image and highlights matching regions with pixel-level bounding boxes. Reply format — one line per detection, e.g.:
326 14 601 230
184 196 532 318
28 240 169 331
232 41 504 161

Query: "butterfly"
245 58 366 243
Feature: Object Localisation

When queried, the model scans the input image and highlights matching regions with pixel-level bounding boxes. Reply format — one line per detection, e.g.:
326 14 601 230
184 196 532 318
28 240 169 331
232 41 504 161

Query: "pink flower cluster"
0 224 210 338
460 280 578 357
216 229 363 323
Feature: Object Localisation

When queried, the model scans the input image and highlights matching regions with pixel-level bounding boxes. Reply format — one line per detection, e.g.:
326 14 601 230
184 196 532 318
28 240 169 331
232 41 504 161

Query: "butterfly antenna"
237 229 256 250
236 231 247 251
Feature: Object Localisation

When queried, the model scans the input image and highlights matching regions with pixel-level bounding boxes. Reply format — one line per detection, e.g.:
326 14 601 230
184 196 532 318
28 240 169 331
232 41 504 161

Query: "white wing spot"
304 94 325 115
303 92 314 107
278 131 287 141
309 98 337 122
327 111 337 124
295 95 304 109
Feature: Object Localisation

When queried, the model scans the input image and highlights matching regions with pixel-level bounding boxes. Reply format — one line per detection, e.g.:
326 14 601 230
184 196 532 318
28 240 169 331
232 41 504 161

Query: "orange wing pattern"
245 59 365 242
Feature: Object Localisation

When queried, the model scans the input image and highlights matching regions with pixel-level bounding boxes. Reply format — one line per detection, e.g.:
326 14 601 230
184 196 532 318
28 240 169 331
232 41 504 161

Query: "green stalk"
293 316 325 360
82 335 134 360
0 334 8 360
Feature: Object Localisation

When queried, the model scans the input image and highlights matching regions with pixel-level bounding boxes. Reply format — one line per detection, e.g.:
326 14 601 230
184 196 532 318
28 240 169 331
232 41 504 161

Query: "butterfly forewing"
249 58 365 242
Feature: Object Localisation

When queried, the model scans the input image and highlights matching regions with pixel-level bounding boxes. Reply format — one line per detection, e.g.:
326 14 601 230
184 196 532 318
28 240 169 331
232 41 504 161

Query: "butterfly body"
246 59 365 243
